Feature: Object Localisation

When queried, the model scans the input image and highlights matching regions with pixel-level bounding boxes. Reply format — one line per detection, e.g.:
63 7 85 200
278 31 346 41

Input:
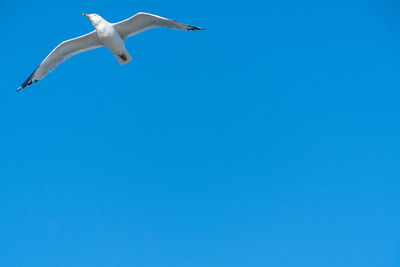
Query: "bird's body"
18 12 203 91
92 15 132 64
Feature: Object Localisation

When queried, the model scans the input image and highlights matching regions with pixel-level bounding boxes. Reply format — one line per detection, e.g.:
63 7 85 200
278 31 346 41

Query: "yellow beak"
83 13 90 18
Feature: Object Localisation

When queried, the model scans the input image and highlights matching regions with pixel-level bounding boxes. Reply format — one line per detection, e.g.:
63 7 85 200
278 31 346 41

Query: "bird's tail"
114 51 132 65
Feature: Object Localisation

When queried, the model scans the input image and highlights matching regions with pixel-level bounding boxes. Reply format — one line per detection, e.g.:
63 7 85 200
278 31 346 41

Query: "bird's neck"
92 19 110 29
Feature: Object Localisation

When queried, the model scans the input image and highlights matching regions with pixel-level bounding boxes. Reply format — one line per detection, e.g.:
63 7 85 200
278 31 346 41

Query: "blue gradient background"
1 0 400 266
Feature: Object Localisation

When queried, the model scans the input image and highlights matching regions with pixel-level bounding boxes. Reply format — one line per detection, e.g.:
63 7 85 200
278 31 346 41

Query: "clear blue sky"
1 0 400 266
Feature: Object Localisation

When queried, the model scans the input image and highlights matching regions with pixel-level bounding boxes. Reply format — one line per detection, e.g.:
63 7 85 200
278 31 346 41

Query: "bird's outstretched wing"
18 31 103 91
113 12 203 40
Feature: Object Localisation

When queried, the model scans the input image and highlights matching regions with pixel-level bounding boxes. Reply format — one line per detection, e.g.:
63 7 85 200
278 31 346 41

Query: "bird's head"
83 13 104 26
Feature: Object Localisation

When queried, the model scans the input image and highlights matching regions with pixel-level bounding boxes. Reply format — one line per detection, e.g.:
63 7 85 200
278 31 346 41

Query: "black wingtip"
186 25 204 31
18 66 39 92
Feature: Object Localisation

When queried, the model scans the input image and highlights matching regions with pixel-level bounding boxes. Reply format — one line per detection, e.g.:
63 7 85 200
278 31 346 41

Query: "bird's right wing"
18 31 103 91
113 12 203 40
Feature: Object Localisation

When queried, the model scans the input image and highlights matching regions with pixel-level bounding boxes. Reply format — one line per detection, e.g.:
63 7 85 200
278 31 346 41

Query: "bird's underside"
17 12 203 91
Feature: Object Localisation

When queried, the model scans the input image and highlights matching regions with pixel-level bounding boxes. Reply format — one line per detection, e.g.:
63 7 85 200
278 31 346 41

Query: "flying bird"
18 12 203 91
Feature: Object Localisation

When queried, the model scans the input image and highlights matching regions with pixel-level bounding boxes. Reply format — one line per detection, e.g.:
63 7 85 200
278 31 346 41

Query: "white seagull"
18 12 203 91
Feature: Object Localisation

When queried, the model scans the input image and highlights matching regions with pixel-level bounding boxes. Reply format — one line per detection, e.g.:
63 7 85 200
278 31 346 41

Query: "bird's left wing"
112 12 203 40
18 31 103 91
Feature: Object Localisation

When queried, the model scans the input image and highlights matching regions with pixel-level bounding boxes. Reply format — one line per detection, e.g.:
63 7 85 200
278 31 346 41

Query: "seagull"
17 12 203 91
